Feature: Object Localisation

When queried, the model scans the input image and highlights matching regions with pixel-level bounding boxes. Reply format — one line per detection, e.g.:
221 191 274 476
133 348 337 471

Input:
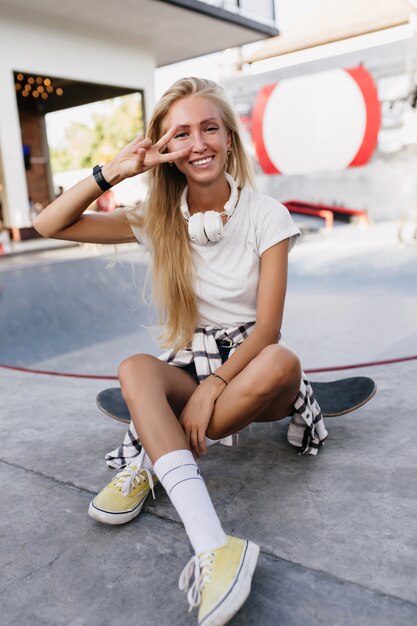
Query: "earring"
168 161 174 167
225 148 232 170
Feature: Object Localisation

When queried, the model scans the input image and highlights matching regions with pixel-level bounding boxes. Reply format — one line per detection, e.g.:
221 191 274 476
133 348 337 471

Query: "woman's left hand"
179 385 218 458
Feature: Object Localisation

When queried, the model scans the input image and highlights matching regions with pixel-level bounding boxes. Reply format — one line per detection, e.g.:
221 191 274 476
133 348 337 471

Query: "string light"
14 73 65 101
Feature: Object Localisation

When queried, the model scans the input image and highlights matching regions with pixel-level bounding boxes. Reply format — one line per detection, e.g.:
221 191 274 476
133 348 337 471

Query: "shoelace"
178 551 215 611
113 450 156 499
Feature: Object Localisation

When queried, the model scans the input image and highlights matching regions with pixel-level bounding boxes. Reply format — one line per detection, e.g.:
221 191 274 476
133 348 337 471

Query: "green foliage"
50 93 143 173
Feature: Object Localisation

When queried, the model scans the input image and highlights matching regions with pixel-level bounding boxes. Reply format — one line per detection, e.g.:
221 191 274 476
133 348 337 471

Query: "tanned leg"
206 344 301 440
118 355 198 463
119 345 301 455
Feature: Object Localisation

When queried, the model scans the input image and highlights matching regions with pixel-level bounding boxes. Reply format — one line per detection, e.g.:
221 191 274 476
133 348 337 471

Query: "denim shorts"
176 340 232 384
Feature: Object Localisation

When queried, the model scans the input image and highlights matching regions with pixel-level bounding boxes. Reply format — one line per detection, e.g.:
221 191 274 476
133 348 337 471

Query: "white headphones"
179 172 239 245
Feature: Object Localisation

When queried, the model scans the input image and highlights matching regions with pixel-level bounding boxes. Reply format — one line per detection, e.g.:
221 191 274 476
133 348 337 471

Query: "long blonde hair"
136 77 255 351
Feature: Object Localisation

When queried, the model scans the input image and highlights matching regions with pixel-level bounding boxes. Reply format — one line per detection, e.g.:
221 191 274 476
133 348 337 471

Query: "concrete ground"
1 221 417 626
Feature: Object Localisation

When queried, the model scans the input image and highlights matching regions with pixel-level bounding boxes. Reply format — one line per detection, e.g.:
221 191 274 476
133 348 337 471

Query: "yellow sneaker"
88 459 157 525
179 535 260 626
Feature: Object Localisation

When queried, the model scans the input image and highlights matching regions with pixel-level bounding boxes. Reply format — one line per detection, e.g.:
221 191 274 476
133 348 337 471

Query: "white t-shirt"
130 187 300 328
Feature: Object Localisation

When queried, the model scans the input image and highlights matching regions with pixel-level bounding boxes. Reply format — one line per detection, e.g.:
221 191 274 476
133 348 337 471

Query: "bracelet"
211 372 228 386
93 164 112 192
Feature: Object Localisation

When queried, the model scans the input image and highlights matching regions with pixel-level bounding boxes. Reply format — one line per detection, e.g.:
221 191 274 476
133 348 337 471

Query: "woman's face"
164 96 231 185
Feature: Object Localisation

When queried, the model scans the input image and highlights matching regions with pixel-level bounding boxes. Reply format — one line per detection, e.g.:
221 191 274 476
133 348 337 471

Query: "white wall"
0 15 156 227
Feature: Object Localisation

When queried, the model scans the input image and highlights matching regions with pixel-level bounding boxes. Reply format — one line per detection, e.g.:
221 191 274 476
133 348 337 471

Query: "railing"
284 200 370 231
162 0 277 30
201 0 276 27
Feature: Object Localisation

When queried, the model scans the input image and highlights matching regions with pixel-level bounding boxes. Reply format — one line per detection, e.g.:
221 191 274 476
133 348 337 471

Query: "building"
224 0 417 222
0 0 277 232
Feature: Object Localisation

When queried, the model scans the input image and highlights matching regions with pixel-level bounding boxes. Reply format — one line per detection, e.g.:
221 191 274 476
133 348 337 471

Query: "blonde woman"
34 77 327 626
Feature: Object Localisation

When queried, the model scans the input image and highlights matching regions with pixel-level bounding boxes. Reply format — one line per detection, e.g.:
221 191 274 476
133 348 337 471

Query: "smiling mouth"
189 156 214 167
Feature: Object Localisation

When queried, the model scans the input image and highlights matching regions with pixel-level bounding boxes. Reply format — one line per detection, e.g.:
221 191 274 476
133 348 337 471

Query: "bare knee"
247 345 301 397
118 353 158 380
118 354 161 398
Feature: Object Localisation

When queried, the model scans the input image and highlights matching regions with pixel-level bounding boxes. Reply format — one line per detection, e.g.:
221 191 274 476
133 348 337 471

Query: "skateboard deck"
96 376 376 423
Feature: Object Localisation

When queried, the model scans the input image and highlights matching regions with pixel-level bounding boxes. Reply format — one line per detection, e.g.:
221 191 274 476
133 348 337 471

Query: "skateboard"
96 376 376 423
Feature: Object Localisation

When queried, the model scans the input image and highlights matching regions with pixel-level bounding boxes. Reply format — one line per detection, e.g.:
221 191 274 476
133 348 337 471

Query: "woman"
34 77 327 626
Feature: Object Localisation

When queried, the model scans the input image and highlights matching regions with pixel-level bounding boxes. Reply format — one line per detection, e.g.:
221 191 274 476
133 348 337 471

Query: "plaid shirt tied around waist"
105 322 328 468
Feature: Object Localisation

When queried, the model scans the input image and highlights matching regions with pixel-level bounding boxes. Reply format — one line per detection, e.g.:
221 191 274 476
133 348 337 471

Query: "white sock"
129 449 153 472
154 449 227 555
141 451 154 472
205 436 220 447
132 442 216 474
128 438 218 474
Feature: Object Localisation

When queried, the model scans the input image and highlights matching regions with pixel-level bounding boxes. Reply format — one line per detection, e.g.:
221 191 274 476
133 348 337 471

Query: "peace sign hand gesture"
103 125 190 183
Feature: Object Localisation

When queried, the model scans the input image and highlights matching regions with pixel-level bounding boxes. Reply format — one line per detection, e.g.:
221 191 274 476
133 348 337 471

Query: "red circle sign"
252 66 380 175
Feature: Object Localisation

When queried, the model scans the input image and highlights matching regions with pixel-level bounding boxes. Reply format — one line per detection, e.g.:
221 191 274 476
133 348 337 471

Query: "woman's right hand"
103 125 191 183
34 126 190 243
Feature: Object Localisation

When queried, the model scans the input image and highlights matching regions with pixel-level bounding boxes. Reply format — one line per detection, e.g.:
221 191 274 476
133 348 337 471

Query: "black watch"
93 165 112 192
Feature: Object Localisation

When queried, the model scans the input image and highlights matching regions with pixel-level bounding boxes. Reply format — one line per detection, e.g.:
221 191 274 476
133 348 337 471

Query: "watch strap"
93 165 112 192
